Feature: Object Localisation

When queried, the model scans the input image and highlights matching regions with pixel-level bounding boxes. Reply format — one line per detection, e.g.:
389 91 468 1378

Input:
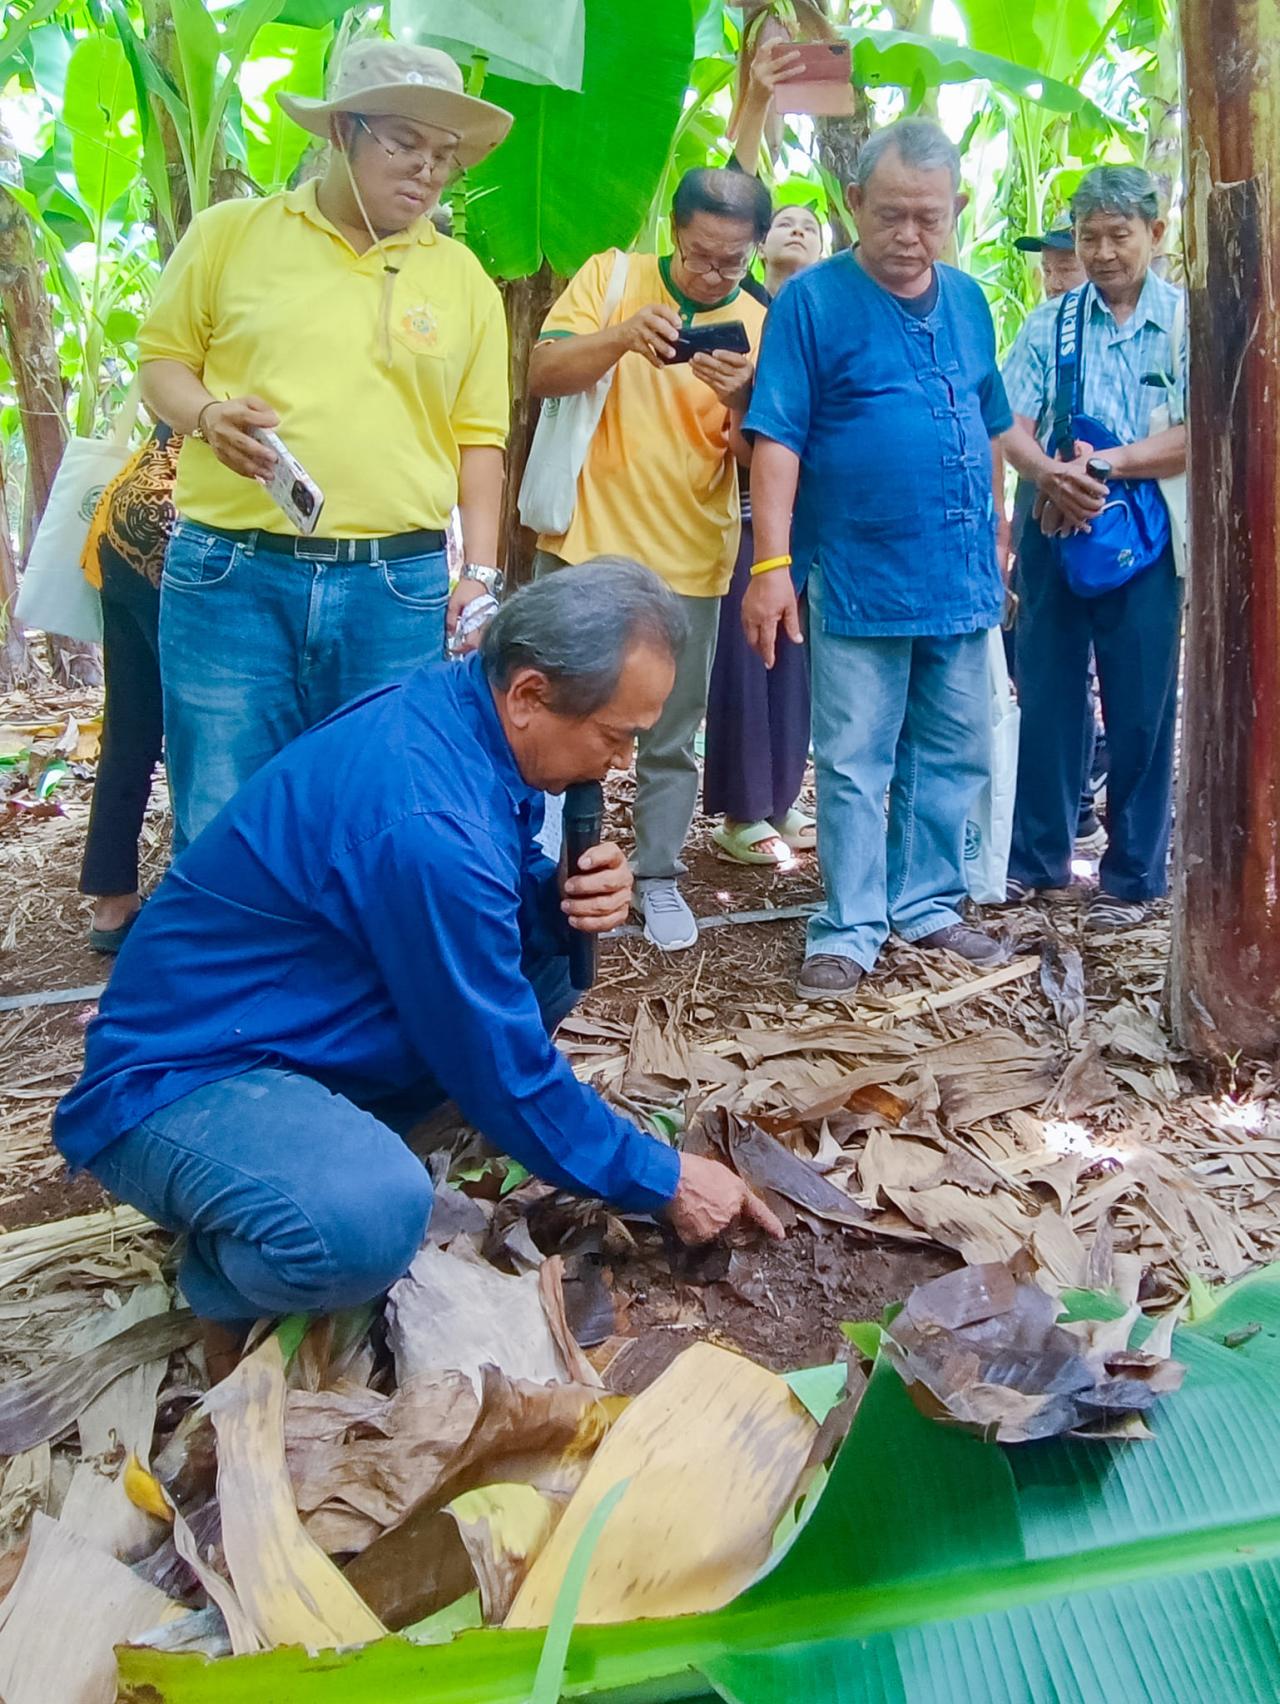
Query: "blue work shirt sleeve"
351 813 680 1215
743 280 815 455
1002 309 1054 433
980 365 1014 437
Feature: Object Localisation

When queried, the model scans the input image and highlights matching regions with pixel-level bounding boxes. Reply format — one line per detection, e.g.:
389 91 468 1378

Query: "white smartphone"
251 428 325 536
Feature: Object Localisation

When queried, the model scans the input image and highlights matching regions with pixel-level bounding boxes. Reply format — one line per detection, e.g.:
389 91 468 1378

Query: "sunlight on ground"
1212 1098 1268 1134
1043 1119 1131 1166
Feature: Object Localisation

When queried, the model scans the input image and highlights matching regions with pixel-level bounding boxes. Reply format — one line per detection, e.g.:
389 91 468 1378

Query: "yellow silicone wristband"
749 554 792 577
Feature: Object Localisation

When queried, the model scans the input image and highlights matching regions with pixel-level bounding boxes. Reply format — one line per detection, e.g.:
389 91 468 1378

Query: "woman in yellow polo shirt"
527 168 770 951
138 43 512 849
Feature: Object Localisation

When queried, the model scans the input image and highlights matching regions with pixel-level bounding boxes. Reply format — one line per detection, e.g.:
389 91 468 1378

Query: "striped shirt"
1002 268 1186 448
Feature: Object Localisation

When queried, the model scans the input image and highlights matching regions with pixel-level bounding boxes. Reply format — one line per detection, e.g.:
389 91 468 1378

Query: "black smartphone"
667 320 751 365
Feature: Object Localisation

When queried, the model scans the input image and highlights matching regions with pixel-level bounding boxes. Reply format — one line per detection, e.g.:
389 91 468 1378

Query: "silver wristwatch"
463 565 505 597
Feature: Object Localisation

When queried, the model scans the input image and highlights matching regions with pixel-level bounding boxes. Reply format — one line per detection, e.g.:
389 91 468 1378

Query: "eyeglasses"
355 116 460 181
674 233 757 281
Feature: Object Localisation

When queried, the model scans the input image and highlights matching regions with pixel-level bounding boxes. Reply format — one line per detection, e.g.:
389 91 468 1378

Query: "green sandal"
772 808 816 852
711 819 789 865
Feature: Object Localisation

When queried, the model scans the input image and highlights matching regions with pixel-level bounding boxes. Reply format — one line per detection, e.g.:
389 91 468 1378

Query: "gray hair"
855 118 961 191
482 557 688 718
1071 166 1161 226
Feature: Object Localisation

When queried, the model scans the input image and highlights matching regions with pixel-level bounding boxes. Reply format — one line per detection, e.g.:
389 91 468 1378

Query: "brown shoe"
199 1320 248 1388
797 954 865 1001
916 924 1009 966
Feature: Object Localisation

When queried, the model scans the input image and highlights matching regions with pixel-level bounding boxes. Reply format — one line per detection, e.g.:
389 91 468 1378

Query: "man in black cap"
1015 226 1086 302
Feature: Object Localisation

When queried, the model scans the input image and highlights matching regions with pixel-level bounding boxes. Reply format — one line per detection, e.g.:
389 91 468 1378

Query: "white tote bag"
1152 291 1188 576
517 250 630 538
965 627 1021 905
15 385 141 644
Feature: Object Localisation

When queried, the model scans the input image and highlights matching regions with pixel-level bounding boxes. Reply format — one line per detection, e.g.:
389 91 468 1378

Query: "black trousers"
1009 526 1181 903
79 545 163 898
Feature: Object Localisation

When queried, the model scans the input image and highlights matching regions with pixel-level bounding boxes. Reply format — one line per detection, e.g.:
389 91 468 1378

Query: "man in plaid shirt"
1001 166 1186 931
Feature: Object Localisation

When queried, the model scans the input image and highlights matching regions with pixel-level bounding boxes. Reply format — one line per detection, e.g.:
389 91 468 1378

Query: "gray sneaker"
916 923 1009 966
797 954 864 1001
637 879 699 951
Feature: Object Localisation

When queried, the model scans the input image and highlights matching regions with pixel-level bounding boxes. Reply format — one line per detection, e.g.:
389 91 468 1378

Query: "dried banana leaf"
386 1241 582 1392
507 1341 815 1627
117 1263 1280 1704
451 1484 558 1624
724 1118 869 1228
288 1367 612 1556
0 1308 198 1454
883 1260 1185 1442
59 1282 172 1560
0 1511 186 1703
207 1338 386 1650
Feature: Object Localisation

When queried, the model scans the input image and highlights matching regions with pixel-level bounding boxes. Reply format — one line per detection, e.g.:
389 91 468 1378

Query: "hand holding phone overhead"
773 41 854 117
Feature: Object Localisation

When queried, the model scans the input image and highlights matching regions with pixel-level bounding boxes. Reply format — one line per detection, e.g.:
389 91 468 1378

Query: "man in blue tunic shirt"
55 561 782 1328
742 119 1011 1000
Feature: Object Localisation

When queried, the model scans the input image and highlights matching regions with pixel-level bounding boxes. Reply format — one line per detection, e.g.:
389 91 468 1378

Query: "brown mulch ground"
0 682 951 1370
3 683 1278 1379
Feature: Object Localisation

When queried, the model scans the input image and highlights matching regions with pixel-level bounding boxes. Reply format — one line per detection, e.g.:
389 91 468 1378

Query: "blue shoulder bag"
1050 285 1170 598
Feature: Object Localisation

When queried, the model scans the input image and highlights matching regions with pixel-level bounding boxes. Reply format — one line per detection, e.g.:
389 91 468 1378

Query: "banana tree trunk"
0 445 33 689
0 126 100 686
1171 0 1280 1055
0 128 65 521
499 265 561 587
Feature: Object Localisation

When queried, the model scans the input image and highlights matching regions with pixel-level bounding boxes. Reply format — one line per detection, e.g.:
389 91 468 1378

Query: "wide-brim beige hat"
279 41 512 169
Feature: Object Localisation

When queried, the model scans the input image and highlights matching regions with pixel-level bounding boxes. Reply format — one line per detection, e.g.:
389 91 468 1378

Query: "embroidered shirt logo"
398 302 440 351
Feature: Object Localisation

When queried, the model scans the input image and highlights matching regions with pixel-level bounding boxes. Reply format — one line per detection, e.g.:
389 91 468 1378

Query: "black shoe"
88 912 139 954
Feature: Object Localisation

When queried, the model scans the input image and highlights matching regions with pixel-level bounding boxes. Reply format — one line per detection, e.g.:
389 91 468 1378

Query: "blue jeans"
159 522 449 851
90 953 576 1324
806 569 989 971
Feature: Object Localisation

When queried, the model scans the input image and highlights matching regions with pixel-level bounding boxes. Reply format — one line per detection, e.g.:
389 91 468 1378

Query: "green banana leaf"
390 0 587 90
240 21 330 191
457 0 695 280
952 0 1122 92
116 1265 1280 1702
841 27 1111 125
60 35 141 223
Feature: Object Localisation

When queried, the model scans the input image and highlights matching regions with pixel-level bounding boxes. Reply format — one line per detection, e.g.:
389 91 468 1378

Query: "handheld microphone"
563 781 605 992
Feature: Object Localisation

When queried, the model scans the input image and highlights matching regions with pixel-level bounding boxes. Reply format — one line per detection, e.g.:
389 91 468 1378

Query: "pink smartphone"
775 42 855 117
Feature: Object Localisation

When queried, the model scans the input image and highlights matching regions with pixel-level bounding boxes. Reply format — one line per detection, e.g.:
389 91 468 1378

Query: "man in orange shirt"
528 169 770 950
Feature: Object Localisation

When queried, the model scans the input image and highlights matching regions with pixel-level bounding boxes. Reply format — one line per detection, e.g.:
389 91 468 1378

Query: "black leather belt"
202 525 446 564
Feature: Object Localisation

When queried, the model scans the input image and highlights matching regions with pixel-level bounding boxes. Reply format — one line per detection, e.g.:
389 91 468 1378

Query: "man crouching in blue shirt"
55 559 782 1335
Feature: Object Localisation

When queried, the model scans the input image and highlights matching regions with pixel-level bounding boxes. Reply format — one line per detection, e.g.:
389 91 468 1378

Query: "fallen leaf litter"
1 710 1278 1686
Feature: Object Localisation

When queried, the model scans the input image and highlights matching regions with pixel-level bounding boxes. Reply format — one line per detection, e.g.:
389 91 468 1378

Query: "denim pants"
806 569 989 971
89 950 577 1324
160 521 449 851
1009 529 1180 902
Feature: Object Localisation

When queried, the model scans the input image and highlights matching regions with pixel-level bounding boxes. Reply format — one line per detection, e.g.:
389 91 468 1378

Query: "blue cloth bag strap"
1051 284 1088 457
1049 284 1168 598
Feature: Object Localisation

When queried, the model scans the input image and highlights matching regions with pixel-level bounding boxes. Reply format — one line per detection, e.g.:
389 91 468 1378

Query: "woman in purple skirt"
704 36 823 864
704 196 822 864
